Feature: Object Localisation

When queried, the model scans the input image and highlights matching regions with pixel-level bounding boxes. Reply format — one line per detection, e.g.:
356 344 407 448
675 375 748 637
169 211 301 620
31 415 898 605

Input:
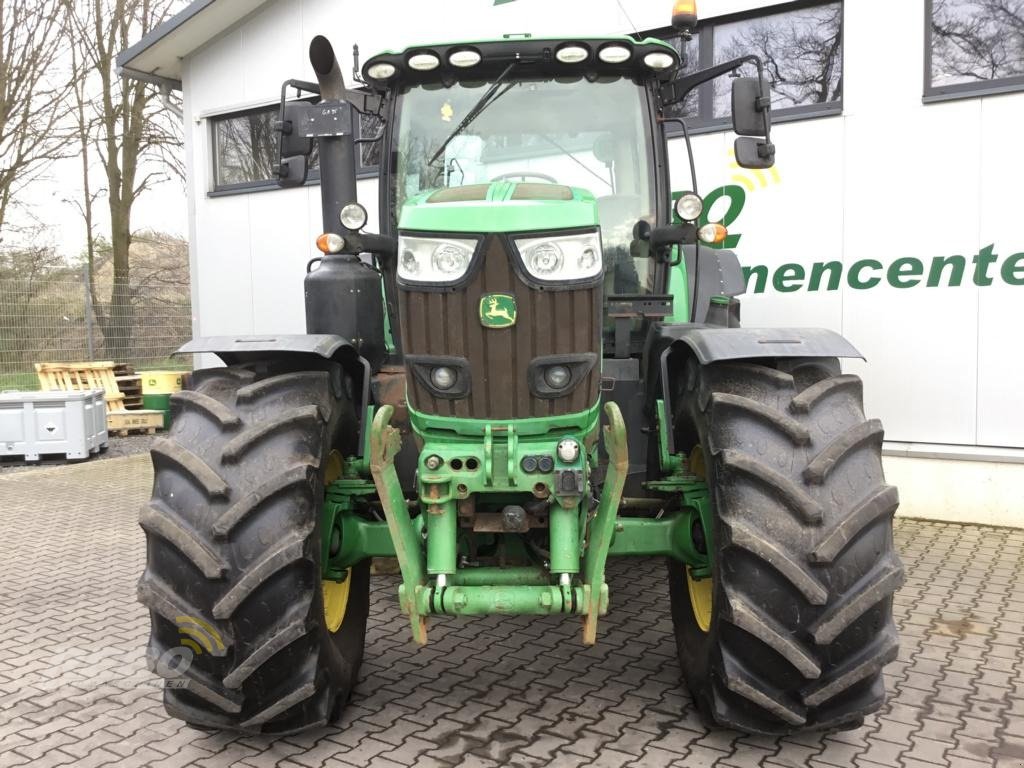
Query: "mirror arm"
661 54 773 144
661 54 759 106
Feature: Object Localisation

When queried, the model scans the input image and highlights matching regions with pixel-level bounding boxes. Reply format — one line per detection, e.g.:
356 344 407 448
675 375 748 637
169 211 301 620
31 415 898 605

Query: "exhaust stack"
302 36 386 371
307 35 357 235
310 35 346 102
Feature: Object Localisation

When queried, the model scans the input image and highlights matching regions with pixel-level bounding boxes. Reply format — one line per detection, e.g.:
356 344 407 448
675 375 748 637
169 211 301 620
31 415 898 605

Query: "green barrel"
142 393 172 429
141 371 184 430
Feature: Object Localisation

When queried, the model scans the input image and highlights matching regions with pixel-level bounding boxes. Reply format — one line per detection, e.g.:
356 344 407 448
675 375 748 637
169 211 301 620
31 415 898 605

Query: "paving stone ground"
0 454 1022 768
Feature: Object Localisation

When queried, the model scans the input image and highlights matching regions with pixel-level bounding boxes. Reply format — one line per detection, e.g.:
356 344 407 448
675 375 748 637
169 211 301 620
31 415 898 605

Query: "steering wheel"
490 171 559 184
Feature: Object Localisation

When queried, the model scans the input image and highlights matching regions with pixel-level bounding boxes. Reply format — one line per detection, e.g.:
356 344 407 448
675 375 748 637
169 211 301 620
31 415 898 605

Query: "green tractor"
139 4 903 737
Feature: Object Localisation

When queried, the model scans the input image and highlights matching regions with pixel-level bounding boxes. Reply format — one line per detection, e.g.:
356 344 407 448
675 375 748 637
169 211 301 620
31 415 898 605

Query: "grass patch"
0 373 40 391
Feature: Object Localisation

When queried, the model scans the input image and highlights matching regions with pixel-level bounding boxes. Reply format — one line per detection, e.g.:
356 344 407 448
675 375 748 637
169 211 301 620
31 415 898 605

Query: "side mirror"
731 76 771 137
277 155 309 188
275 101 314 188
734 136 775 169
277 101 315 158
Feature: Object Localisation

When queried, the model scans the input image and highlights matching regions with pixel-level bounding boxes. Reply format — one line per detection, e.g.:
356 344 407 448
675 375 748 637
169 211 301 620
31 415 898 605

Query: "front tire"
668 359 903 734
138 361 370 734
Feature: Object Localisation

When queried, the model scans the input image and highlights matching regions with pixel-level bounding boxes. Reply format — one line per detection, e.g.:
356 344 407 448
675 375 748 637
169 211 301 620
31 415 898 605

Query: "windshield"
393 76 656 293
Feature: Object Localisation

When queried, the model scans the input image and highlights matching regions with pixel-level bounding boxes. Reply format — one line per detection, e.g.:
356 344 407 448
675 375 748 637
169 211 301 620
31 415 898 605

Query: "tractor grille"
399 235 601 420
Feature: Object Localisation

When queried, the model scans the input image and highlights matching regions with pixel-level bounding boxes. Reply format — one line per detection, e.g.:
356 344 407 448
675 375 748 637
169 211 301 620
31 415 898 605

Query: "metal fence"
0 266 192 390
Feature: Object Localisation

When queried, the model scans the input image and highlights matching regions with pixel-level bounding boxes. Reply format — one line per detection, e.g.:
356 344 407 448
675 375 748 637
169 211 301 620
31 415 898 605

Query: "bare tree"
66 0 184 363
717 4 843 112
214 110 277 185
931 0 1024 85
0 0 71 240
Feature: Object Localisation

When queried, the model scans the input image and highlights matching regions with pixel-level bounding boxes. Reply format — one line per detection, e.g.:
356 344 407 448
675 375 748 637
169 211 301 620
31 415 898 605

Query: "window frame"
644 0 845 138
923 0 1024 103
208 97 384 197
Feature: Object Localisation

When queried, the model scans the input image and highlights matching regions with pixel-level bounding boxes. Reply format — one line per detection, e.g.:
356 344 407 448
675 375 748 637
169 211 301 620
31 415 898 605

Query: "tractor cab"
374 37 671 302
355 32 774 367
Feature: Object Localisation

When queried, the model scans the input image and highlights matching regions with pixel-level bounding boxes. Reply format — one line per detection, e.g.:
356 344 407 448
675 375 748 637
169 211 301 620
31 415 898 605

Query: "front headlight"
397 235 477 283
514 231 602 282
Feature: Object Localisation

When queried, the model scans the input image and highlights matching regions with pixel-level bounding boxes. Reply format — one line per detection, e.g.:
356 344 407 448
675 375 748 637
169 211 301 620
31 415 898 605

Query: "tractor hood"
398 182 598 233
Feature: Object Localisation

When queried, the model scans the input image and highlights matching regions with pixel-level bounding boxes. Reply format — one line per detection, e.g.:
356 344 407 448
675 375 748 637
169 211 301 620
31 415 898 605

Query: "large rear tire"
667 358 903 734
138 361 370 734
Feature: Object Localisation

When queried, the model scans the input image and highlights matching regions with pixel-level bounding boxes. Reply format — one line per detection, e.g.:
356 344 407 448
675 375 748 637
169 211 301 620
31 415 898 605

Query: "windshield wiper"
537 132 613 191
428 60 518 167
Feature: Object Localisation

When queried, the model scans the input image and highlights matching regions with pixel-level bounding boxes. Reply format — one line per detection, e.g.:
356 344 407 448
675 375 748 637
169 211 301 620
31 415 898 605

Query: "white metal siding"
180 0 1024 452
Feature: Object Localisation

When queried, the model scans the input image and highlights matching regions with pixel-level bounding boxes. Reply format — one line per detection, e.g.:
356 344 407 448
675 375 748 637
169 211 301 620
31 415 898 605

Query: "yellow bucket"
141 370 184 395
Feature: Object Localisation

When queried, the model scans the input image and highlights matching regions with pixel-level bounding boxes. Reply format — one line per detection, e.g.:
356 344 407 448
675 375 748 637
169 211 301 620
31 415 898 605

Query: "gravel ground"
0 433 155 474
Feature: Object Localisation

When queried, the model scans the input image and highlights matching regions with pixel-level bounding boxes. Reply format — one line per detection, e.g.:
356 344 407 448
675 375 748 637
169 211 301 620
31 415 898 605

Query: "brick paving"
0 454 1022 768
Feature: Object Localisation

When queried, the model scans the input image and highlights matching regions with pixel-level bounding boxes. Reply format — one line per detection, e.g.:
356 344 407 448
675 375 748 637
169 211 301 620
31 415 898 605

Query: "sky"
2 0 191 261
11 152 187 261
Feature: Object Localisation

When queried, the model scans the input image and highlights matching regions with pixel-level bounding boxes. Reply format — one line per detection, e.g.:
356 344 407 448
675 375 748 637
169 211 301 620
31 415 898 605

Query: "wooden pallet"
116 374 141 392
107 409 164 436
35 361 126 409
116 374 143 409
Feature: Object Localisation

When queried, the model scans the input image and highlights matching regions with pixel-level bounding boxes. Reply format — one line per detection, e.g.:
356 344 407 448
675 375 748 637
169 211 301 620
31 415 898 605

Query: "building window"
651 1 843 135
926 0 1024 102
210 100 384 194
357 112 385 173
212 106 279 189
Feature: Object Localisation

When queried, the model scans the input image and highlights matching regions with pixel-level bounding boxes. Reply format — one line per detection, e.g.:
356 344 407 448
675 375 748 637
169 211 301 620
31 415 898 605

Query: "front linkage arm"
368 405 429 644
581 402 629 645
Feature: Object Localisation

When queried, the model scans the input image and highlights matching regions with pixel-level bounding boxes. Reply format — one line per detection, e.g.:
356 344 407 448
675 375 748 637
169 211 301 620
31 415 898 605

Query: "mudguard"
658 325 863 365
178 334 364 366
654 325 863 455
177 333 371 429
682 246 747 324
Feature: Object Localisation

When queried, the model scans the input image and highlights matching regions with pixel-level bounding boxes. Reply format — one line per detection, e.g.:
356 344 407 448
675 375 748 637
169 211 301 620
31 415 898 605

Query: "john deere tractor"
140 3 903 736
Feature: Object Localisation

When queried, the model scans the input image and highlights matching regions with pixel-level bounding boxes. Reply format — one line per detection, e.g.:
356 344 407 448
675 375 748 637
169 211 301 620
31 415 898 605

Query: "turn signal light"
672 0 698 30
316 233 345 254
698 223 728 245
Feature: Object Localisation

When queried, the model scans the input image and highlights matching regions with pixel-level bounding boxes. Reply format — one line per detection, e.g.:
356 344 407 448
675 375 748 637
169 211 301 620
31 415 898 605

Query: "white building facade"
120 0 1024 527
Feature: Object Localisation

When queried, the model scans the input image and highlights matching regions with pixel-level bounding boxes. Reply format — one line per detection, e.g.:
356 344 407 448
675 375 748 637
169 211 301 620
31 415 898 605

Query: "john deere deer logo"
480 294 517 328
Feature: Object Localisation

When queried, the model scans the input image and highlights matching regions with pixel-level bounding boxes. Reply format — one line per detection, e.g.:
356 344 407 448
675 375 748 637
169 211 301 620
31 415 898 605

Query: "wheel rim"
323 572 352 633
686 568 713 632
687 445 713 633
322 450 350 633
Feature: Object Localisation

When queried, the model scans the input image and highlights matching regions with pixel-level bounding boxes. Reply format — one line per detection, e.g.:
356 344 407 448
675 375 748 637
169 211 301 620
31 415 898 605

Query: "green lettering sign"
1001 253 1024 286
773 263 805 292
848 259 883 289
887 257 924 289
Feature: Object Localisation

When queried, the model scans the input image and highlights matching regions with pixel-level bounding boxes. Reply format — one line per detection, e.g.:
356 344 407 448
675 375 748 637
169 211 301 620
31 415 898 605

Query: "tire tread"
139 363 368 734
668 359 903 734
